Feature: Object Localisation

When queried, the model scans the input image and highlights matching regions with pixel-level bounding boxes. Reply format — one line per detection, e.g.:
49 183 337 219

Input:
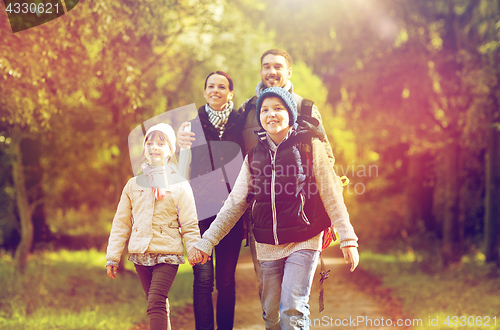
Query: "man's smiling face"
260 54 292 88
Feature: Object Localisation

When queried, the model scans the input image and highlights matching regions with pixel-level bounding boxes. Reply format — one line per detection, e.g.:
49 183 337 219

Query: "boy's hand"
106 265 117 279
341 246 359 272
188 247 211 265
177 122 195 149
199 250 210 264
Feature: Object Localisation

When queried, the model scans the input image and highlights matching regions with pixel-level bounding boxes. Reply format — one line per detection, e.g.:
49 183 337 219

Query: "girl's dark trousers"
135 263 178 330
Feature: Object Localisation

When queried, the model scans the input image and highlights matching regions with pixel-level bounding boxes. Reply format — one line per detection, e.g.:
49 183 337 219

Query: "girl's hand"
188 247 211 265
106 265 117 279
341 246 359 272
188 248 200 265
177 122 195 149
188 247 204 265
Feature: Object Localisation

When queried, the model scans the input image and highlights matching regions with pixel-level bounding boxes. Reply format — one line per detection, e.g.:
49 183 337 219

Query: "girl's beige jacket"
106 171 200 264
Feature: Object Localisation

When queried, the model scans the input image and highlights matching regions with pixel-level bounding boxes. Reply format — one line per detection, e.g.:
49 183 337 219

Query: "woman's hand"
177 122 195 149
341 246 359 272
106 265 117 279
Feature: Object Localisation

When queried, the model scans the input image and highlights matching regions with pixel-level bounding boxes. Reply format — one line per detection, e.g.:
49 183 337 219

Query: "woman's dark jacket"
187 105 245 222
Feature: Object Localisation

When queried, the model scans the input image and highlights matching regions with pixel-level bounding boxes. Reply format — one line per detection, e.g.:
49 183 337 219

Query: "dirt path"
168 247 408 330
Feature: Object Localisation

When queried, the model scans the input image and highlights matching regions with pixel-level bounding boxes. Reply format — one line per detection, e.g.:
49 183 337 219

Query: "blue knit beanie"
256 87 297 128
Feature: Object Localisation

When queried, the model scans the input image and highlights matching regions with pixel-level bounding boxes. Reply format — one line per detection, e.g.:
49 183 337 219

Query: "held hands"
106 265 117 279
188 247 211 266
177 122 195 149
341 246 359 272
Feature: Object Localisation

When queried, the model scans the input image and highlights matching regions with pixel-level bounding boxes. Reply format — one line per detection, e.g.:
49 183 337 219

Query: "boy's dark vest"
248 118 330 245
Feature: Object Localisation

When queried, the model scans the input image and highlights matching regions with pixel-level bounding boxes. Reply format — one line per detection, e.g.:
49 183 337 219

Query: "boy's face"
145 134 172 165
260 97 290 143
260 54 292 88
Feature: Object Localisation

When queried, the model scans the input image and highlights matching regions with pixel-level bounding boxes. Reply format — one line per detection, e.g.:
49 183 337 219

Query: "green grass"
0 249 194 330
360 251 500 329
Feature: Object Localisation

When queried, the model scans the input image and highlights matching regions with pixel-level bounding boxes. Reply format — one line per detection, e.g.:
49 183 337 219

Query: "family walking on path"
105 49 359 330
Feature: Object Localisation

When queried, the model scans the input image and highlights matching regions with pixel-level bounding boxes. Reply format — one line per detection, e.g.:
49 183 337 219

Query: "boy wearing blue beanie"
192 86 359 330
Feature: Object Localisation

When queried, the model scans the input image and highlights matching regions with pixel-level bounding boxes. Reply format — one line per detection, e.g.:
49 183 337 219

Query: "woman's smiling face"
259 96 290 144
204 74 234 111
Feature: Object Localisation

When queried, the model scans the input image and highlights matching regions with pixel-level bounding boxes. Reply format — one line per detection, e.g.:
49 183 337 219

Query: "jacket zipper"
300 193 311 225
270 149 279 245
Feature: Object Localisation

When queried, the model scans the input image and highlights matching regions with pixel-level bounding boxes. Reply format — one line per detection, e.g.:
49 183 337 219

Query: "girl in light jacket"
106 123 200 330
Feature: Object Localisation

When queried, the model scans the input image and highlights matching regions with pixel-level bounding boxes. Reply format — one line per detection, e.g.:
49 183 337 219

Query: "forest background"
0 0 500 328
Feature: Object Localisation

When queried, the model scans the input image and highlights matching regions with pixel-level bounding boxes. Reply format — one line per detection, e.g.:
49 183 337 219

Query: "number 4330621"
5 2 60 15
444 316 496 327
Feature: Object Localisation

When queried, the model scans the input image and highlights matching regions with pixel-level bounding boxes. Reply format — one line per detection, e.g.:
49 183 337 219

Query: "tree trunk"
405 153 435 234
439 139 463 267
484 119 500 264
10 129 34 274
21 138 50 246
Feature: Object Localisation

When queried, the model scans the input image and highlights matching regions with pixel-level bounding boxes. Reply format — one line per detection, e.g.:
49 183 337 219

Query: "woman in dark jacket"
177 71 246 330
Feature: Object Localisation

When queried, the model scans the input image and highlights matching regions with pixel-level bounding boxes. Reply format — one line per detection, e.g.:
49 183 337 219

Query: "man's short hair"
260 49 292 68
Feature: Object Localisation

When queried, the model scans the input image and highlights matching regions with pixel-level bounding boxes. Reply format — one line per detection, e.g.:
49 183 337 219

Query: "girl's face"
259 97 290 144
204 74 234 111
145 132 172 166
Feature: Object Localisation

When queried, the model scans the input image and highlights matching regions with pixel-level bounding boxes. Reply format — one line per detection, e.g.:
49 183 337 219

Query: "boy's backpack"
298 99 336 250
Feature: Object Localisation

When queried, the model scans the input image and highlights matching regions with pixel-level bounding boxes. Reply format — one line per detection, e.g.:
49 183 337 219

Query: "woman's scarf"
205 101 234 138
141 163 173 200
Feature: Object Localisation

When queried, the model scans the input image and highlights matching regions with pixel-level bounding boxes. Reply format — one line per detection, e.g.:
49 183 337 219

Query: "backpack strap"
299 135 336 313
300 98 314 117
319 254 331 313
301 139 337 244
